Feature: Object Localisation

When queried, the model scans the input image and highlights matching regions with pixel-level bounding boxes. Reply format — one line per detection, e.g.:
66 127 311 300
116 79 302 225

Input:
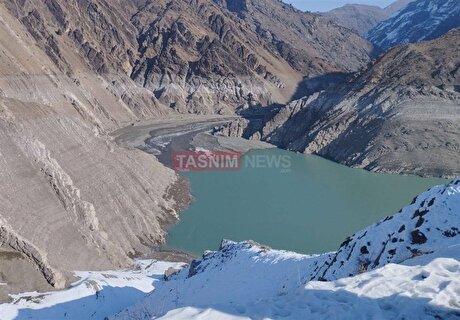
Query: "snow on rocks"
0 260 185 320
112 244 460 320
367 0 460 49
113 241 326 320
309 177 460 281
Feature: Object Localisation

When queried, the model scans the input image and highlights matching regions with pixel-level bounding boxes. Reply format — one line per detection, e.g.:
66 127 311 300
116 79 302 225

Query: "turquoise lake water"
165 148 446 255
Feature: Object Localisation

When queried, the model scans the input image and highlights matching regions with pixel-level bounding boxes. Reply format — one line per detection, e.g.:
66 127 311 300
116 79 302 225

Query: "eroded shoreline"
111 115 274 261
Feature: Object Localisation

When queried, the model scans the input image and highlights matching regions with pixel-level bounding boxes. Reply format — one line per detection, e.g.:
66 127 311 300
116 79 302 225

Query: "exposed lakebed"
165 148 446 255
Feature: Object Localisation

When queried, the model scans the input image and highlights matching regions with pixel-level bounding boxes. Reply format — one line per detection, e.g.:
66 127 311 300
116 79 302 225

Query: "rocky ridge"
325 0 413 35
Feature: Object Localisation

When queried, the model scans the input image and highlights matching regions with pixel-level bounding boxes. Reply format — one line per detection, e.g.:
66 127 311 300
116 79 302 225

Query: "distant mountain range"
325 0 414 35
368 0 460 50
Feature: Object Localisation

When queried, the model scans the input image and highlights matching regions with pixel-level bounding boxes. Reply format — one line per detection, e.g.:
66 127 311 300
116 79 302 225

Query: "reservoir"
165 148 446 255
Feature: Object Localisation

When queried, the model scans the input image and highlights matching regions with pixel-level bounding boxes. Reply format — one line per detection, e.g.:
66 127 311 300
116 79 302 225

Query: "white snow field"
1 178 459 320
118 244 460 320
0 261 185 320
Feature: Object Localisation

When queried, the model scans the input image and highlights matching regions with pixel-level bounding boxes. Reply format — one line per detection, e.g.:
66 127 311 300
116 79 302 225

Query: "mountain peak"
324 0 414 35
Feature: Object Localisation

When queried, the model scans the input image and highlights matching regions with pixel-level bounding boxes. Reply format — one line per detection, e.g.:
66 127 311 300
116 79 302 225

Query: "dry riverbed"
111 115 274 168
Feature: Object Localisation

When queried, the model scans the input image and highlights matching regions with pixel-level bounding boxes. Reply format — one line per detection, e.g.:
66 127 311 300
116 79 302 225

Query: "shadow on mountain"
233 72 353 142
237 103 283 139
290 72 350 101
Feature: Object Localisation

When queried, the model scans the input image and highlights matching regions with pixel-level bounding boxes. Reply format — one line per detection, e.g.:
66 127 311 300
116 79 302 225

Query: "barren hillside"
249 29 460 178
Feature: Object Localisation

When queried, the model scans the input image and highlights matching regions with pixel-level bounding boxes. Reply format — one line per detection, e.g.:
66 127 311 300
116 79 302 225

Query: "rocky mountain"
233 28 460 178
0 0 181 300
368 0 460 50
130 0 373 114
325 0 413 35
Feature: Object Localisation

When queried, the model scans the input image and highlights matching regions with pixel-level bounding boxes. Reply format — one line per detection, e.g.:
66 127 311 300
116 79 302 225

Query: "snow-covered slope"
113 178 460 320
117 244 460 320
367 0 460 50
0 260 185 320
2 178 459 319
311 177 460 281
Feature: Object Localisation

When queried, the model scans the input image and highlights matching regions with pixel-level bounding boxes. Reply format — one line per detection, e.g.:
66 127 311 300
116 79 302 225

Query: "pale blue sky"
287 0 396 12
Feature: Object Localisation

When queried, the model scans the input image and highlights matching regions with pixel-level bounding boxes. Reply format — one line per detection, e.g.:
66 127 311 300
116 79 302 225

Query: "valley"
0 0 459 318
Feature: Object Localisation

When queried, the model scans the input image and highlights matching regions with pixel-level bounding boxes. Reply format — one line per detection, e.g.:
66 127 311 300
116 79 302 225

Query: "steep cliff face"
0 0 173 122
256 29 460 178
0 1 187 298
130 0 285 114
